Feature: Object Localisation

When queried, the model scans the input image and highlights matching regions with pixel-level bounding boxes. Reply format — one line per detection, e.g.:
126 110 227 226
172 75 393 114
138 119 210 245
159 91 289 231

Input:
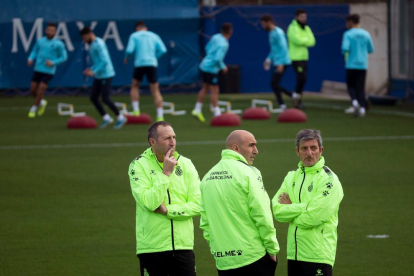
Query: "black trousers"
138 250 196 276
218 254 277 276
346 69 367 108
292 60 308 96
90 77 119 116
271 65 292 105
288 260 332 276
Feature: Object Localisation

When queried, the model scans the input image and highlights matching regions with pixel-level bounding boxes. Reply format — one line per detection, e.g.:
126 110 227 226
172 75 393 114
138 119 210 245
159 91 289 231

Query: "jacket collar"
221 149 249 165
143 147 180 165
292 19 307 29
298 156 325 173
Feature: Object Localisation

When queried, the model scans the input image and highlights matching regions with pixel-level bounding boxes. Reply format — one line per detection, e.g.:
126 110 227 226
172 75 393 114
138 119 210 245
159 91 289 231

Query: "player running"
80 27 126 129
124 21 167 121
192 23 233 122
27 22 67 118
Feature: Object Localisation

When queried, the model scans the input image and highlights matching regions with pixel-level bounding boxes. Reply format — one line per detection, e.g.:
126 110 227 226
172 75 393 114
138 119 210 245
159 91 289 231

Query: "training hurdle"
57 103 86 117
210 101 242 114
251 99 284 113
163 102 186 116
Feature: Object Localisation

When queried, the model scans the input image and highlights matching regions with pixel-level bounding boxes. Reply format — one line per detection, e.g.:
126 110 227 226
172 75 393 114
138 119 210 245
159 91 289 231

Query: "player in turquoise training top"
342 14 374 117
200 130 279 276
80 27 126 129
192 23 232 123
124 21 167 121
272 129 344 276
27 22 67 118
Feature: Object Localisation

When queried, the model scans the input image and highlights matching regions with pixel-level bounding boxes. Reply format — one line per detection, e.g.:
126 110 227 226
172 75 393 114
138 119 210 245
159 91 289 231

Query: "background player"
342 14 374 117
287 9 316 109
27 22 67 118
80 27 126 129
192 23 233 122
261 14 299 112
124 21 167 121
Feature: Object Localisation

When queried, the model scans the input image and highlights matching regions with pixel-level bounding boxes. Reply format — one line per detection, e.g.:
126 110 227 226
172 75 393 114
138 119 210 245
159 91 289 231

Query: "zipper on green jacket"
295 167 306 261
154 154 181 254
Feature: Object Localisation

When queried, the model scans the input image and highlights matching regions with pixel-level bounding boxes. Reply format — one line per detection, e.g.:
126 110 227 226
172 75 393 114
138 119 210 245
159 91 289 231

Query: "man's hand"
269 254 277 262
222 66 229 74
45 60 53 67
162 148 177 176
123 58 128 65
83 68 94 77
27 60 33 67
263 59 271 71
276 65 284 73
278 192 292 204
154 203 168 215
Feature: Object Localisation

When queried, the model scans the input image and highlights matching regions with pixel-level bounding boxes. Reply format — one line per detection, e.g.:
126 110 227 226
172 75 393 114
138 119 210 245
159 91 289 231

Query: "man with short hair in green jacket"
128 121 201 276
200 130 279 276
287 9 316 108
272 129 344 276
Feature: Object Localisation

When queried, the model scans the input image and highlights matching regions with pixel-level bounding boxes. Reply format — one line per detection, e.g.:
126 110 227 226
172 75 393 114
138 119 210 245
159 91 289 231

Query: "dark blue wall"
201 5 349 93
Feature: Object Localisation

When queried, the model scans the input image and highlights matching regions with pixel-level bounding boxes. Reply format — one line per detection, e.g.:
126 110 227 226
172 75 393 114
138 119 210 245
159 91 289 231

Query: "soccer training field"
1 93 413 275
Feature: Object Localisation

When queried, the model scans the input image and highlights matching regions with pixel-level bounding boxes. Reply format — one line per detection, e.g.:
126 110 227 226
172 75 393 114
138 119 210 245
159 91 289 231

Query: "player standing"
342 14 374 117
80 27 126 129
124 21 167 121
192 23 233 122
27 22 67 118
287 9 316 109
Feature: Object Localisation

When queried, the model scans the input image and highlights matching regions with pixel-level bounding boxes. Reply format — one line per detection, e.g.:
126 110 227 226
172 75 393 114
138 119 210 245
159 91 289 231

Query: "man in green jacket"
200 130 279 276
128 121 201 276
272 129 344 276
287 9 316 108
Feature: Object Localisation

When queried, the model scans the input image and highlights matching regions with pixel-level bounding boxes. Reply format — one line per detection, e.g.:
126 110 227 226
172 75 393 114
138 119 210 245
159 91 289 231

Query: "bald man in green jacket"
200 130 279 276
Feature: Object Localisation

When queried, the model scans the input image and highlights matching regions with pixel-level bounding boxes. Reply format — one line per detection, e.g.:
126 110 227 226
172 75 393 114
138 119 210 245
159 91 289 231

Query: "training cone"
277 108 307 123
126 114 152 125
242 107 271 120
67 116 97 129
211 113 241 127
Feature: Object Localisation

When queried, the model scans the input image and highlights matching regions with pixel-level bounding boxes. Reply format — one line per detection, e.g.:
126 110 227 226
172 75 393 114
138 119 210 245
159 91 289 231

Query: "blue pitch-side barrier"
201 5 349 93
0 0 200 89
1 2 352 93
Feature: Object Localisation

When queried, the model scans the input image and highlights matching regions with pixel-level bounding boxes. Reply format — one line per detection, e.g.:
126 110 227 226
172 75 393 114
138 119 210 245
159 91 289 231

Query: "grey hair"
295 129 323 149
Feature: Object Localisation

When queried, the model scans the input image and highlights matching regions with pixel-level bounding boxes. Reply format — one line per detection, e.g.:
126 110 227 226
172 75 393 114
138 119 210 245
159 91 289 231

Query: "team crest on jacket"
175 166 183 176
308 182 313 192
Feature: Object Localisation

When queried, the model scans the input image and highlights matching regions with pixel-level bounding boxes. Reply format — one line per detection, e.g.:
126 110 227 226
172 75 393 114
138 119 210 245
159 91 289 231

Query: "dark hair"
135 20 146 29
260 14 274 23
295 9 306 16
148 121 172 143
346 14 360 24
47 22 57 28
221 23 233 35
80 27 92 36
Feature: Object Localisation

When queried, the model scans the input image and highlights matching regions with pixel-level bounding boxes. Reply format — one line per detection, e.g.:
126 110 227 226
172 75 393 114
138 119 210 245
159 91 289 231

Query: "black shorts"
218 254 277 276
202 71 219 85
31 71 53 84
138 250 196 276
133 66 158 83
288 260 332 276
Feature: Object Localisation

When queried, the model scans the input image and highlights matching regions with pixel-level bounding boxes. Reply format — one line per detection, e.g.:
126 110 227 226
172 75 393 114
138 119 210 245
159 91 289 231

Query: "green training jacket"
200 149 279 270
272 156 343 266
287 19 316 61
128 147 201 255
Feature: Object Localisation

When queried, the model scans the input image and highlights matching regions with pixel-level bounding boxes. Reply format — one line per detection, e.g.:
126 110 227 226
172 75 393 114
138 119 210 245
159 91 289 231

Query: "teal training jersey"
89 37 115 79
28 37 67 75
199 33 229 74
125 31 167 68
267 26 291 66
342 28 374 70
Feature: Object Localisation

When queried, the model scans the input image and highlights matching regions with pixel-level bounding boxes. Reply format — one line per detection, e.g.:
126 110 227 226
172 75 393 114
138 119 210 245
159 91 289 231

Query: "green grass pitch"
0 93 413 275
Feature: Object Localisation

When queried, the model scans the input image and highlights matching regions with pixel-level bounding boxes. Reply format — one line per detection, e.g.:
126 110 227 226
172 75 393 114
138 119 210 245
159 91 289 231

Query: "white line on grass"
1 135 414 150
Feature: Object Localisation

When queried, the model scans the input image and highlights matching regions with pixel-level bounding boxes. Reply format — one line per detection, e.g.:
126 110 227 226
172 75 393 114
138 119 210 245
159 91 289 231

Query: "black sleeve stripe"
323 166 332 175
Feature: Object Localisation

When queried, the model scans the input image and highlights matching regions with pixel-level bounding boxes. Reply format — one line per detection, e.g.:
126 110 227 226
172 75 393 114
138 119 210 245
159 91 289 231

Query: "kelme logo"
214 250 242 258
316 269 323 276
